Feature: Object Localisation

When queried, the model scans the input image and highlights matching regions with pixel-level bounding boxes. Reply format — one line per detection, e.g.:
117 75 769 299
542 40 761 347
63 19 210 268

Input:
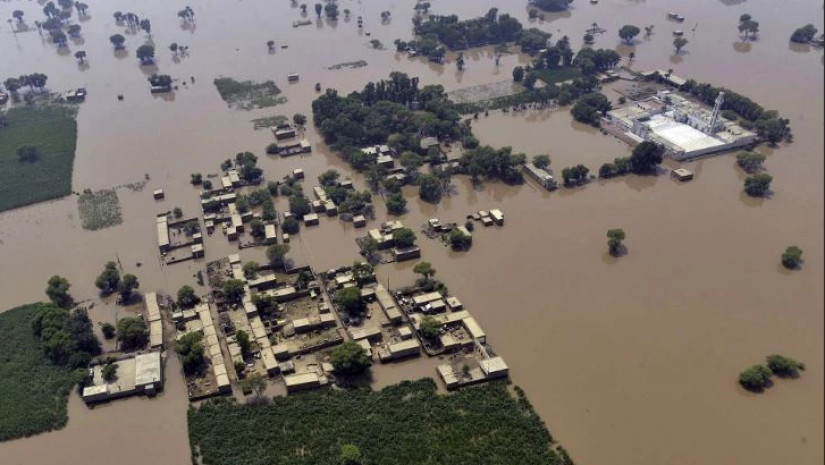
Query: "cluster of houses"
269 123 311 156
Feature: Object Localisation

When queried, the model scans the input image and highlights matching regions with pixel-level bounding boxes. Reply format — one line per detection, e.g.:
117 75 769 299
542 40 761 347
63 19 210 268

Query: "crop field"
0 304 75 442
0 105 78 212
189 379 570 465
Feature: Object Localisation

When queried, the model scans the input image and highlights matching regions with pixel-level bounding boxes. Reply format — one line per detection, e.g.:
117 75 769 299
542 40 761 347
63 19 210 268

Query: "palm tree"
74 50 86 63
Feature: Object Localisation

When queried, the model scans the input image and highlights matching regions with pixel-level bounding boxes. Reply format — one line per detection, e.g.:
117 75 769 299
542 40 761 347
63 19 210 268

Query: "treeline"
189 379 566 465
31 304 101 368
457 145 526 184
529 0 574 12
402 8 552 55
312 72 466 171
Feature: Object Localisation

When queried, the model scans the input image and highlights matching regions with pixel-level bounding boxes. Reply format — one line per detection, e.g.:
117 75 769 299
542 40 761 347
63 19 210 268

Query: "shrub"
739 364 772 391
781 246 803 269
766 354 805 377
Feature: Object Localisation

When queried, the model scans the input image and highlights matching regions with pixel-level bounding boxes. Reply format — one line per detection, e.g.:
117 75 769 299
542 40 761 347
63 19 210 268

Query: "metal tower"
707 91 724 133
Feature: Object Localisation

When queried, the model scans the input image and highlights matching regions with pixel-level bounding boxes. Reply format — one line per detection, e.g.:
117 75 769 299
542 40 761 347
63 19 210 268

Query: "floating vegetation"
328 60 368 70
251 115 288 130
213 78 287 110
116 179 148 192
77 189 123 230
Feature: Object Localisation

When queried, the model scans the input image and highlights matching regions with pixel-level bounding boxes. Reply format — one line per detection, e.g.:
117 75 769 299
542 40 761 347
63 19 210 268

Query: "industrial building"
607 90 756 160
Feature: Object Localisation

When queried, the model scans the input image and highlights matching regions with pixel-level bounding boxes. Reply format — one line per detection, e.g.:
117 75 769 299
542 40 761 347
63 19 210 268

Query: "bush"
744 173 772 197
780 246 803 269
449 228 472 250
266 143 279 154
739 364 772 391
101 322 116 339
766 354 805 377
735 151 766 173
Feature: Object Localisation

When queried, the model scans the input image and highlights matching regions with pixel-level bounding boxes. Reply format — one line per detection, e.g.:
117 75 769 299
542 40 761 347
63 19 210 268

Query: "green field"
533 67 583 85
0 304 75 442
0 105 78 212
189 379 569 465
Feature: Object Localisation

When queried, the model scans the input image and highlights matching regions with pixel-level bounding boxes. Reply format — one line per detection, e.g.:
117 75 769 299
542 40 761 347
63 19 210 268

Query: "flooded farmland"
0 0 822 464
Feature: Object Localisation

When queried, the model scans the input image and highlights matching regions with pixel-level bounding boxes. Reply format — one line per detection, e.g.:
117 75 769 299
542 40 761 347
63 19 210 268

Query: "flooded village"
0 0 823 465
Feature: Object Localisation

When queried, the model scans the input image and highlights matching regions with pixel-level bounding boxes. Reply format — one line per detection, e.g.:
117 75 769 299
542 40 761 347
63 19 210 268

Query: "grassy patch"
533 67 583 85
328 60 368 70
0 304 75 442
251 115 288 130
0 105 77 212
77 188 123 230
189 379 564 465
213 78 287 110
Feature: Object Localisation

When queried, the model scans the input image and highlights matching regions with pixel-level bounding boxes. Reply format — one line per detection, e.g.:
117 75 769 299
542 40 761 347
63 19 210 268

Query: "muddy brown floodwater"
0 0 822 464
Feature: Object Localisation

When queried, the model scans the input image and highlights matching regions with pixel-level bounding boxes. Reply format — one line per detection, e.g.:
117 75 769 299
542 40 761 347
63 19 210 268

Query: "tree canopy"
393 228 417 248
335 287 365 315
45 275 73 309
330 341 371 376
630 141 664 173
116 317 148 350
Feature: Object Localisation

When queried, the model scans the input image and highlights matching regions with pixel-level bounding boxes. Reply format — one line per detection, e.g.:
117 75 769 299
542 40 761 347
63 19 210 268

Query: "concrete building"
374 284 403 323
523 162 557 190
378 339 421 362
156 216 170 253
304 213 319 226
264 224 277 245
82 351 164 404
285 372 322 392
393 246 421 261
479 357 509 379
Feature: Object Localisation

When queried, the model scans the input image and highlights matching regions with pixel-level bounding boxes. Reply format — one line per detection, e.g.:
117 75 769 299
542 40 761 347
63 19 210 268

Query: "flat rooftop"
646 115 724 153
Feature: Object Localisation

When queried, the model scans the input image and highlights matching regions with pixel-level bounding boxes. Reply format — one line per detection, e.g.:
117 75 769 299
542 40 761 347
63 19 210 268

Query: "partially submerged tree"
46 275 73 309
95 262 121 295
136 44 155 64
739 364 772 391
177 285 199 308
673 37 688 54
109 34 126 50
335 287 365 315
266 244 290 269
618 25 640 45
781 246 803 269
419 315 443 340
744 173 772 197
765 354 805 377
606 228 626 256
735 151 766 173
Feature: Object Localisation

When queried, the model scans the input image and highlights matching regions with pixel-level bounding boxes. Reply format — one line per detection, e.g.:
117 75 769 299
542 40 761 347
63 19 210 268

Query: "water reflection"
733 41 752 53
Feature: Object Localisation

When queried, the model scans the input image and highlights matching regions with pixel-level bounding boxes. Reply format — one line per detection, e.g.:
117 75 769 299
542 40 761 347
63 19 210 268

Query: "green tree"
240 372 267 398
116 317 148 350
118 274 139 300
744 173 772 197
413 261 435 280
571 93 612 127
532 154 551 170
739 364 772 391
314 3 322 17
361 237 379 258
781 246 803 269
293 113 307 126
177 285 199 308
282 216 300 234
46 275 73 309
618 25 641 45
386 193 407 215
243 261 260 279
418 173 443 203
17 145 39 163
340 444 363 465
630 141 664 173
12 10 24 23
324 2 338 19
399 151 424 173
673 37 688 53
419 315 443 340
102 362 118 382
173 207 183 219
393 227 417 248
176 332 205 375
221 279 246 303
352 262 374 286
319 169 341 187
790 24 818 43
289 195 312 218
236 330 252 358
765 354 805 377
330 341 371 375
335 287 365 315
456 53 465 71
606 228 626 256
512 66 525 82
449 228 472 250
252 293 279 318
249 219 266 239
95 262 120 295
136 44 155 64
109 33 126 49
735 151 766 173
266 244 291 268
100 322 116 339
